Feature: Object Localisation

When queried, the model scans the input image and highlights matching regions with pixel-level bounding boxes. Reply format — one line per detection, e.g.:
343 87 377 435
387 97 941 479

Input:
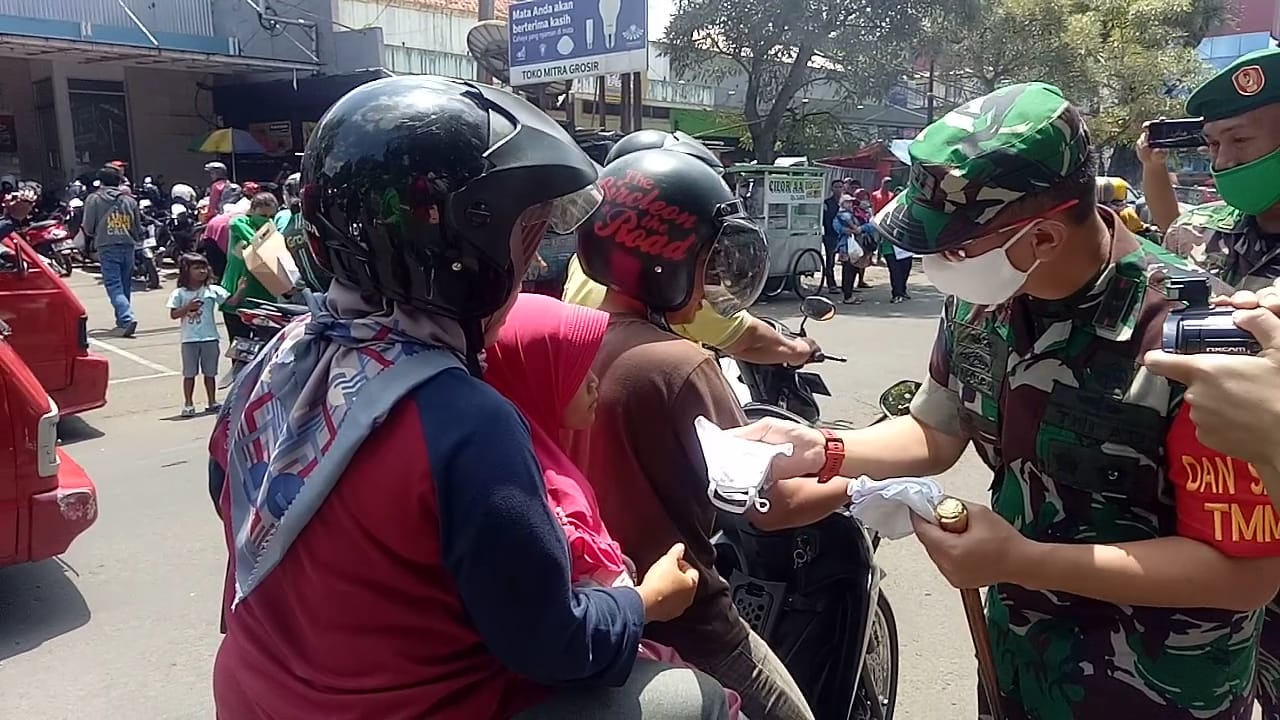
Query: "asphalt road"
0 262 1004 719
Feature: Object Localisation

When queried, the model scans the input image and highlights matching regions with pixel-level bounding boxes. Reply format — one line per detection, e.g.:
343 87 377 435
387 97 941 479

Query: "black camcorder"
1161 272 1263 355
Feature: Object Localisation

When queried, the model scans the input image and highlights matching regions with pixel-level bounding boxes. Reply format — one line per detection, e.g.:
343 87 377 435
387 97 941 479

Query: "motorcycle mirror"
878 380 922 418
800 296 837 322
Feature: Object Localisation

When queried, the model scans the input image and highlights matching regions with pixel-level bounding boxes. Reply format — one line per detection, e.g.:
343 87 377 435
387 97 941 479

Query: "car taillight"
77 315 89 349
37 396 61 479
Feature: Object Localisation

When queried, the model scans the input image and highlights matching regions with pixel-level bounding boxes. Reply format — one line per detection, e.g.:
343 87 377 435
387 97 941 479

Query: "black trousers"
822 234 840 289
887 255 912 298
202 239 228 279
840 259 859 299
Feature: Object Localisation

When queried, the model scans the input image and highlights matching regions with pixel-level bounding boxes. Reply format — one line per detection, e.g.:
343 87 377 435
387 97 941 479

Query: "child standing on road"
168 254 244 417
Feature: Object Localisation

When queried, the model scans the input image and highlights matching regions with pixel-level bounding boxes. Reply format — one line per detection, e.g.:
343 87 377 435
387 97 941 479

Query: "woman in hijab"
485 293 744 718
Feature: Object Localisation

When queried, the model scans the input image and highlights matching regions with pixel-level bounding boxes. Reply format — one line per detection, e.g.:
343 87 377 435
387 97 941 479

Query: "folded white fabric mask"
845 476 943 539
694 416 793 515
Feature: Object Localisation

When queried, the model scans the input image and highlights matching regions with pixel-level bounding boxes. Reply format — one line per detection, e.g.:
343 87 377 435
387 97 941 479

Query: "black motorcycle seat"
27 220 59 230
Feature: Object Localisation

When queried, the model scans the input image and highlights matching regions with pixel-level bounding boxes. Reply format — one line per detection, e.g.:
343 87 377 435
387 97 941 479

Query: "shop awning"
0 33 317 74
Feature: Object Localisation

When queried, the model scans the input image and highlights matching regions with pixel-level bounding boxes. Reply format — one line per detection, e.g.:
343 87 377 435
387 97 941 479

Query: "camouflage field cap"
1187 47 1280 122
874 82 1091 254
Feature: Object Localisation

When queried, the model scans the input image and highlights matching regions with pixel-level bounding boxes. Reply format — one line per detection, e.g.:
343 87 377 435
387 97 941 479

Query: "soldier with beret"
1152 47 1280 720
1164 47 1280 291
725 82 1280 719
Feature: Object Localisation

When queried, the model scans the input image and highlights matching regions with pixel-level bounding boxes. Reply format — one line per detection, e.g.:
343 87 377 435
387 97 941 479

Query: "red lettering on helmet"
595 173 700 262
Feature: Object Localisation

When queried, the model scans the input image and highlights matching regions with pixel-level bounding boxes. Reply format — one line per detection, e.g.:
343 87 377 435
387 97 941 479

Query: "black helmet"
301 75 600 321
577 149 767 317
604 129 724 175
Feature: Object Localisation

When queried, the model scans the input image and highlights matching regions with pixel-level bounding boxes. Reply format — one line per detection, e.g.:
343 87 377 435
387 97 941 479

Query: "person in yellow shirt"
563 255 817 364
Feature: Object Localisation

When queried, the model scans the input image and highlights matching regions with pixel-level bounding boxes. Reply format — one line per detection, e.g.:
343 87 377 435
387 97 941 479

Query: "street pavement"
0 262 1009 719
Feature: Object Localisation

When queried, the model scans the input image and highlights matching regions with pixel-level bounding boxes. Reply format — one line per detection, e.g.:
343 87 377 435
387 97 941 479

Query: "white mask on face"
921 221 1041 305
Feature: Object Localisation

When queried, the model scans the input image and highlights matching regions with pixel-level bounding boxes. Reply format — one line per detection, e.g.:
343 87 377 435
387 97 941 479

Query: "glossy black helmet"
604 129 724 175
577 149 767 316
301 75 600 320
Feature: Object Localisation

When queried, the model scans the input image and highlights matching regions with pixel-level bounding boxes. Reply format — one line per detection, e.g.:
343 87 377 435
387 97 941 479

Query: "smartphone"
1147 118 1206 149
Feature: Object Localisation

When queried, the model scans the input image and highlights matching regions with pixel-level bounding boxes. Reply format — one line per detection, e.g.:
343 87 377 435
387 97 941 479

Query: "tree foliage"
935 0 1228 145
662 0 971 162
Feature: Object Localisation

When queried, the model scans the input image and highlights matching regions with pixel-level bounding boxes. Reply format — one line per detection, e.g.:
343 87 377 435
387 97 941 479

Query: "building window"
67 79 132 178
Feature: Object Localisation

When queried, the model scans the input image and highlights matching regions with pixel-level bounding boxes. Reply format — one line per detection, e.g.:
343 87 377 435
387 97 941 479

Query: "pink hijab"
484 293 628 585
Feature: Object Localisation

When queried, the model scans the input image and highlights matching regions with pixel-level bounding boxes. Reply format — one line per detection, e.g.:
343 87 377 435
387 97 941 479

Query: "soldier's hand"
1143 287 1280 468
911 503 1033 589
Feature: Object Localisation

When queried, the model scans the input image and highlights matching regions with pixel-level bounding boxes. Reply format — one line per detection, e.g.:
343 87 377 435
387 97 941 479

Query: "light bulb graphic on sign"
598 0 621 48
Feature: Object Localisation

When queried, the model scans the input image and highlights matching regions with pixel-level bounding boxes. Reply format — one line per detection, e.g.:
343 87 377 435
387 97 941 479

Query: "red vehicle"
0 320 98 565
0 233 108 415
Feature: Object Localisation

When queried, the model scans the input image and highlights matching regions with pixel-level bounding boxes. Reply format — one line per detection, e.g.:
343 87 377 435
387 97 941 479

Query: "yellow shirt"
562 255 752 349
1117 206 1147 234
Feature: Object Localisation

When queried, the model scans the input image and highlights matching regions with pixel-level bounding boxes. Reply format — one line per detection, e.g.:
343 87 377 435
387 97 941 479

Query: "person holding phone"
1163 48 1280 293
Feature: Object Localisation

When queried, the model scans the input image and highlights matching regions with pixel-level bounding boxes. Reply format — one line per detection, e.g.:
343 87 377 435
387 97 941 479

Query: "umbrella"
191 129 268 181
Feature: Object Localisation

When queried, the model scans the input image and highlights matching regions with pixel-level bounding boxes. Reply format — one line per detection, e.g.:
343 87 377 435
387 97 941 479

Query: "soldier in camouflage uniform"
1160 47 1280 719
730 82 1280 719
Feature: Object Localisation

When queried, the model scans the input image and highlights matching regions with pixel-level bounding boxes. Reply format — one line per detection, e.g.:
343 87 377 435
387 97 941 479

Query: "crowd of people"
9 41 1277 719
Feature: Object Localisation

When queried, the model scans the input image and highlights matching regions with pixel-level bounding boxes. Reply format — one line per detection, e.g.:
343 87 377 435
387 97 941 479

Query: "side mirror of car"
878 380 922 418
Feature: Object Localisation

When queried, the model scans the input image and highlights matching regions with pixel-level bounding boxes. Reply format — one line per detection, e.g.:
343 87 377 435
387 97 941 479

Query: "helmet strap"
645 306 673 333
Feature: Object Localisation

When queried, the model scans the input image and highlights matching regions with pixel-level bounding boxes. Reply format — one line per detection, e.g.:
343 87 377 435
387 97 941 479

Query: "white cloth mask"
694 416 793 515
922 221 1041 305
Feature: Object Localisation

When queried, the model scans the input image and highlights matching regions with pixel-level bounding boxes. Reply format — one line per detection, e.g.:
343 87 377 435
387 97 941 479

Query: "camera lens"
1163 308 1263 355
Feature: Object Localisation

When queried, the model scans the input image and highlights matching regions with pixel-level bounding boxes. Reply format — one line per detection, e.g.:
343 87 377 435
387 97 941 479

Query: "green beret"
1187 47 1280 121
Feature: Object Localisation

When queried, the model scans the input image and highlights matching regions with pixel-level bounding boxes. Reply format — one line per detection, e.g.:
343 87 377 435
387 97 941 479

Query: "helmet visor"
536 182 603 234
703 217 768 317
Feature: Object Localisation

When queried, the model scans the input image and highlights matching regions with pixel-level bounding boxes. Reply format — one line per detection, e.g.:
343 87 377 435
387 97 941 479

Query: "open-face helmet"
301 75 601 324
577 148 767 318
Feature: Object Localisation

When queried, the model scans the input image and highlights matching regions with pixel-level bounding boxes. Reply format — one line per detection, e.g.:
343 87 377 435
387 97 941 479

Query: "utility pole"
925 59 936 125
478 0 495 84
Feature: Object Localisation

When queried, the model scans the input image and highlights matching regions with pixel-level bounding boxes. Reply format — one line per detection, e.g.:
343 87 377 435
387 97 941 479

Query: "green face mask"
1213 144 1280 215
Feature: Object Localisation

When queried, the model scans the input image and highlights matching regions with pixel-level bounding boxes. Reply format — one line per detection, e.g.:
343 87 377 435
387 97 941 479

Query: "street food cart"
731 165 827 299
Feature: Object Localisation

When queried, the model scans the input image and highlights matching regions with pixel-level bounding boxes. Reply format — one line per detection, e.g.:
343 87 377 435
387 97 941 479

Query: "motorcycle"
164 201 199 264
713 296 903 720
135 199 162 289
25 213 75 277
220 297 310 388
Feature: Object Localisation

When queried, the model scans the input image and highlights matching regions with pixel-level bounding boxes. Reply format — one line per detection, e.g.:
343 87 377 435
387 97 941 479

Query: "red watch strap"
817 428 845 482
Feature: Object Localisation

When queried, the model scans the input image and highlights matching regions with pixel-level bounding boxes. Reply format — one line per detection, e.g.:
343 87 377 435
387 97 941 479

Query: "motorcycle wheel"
854 592 899 720
145 258 160 289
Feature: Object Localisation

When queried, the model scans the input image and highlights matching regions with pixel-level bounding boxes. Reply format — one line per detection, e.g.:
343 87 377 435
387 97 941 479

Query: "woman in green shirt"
220 192 280 339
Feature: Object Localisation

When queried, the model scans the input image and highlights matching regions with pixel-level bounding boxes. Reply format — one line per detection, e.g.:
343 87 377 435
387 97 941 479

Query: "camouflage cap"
874 82 1091 254
1187 47 1280 122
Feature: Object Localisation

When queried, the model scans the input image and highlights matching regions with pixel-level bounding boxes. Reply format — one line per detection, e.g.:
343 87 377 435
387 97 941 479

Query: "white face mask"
921 222 1041 305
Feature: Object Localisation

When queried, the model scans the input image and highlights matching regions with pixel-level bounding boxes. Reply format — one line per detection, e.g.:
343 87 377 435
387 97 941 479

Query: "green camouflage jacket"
910 218 1261 720
1164 201 1280 291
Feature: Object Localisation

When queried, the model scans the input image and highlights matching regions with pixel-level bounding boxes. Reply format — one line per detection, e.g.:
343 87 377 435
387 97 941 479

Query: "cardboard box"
242 224 300 297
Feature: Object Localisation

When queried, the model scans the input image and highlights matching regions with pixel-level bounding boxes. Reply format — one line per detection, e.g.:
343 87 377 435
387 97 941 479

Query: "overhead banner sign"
509 0 648 87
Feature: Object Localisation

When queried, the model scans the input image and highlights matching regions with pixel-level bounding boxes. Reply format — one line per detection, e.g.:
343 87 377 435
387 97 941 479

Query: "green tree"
662 0 969 163
936 0 1227 146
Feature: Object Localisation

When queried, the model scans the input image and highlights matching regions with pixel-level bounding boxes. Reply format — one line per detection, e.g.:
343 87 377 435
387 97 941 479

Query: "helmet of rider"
282 172 301 201
218 183 244 210
301 75 601 335
242 181 261 197
204 161 228 178
576 148 769 322
169 183 197 204
1095 176 1130 206
604 129 726 175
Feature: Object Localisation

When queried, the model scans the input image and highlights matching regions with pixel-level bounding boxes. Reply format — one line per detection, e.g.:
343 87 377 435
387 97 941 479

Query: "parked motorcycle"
25 214 75 277
713 295 900 720
164 201 199 264
135 199 162 289
220 297 310 388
